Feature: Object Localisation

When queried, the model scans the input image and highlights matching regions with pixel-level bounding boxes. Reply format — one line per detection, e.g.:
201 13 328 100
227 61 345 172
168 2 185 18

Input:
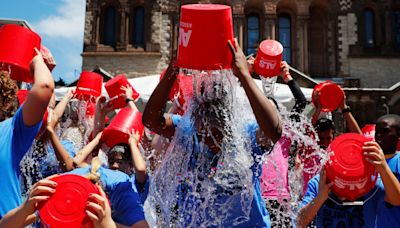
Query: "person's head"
108 144 132 174
0 71 18 121
192 98 231 154
315 118 335 149
375 114 400 154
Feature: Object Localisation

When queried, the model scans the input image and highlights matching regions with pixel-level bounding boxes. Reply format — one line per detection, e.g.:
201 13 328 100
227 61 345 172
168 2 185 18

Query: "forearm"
379 165 400 206
142 66 177 136
53 96 70 120
0 205 34 228
239 71 282 142
129 142 147 184
312 108 322 126
287 79 307 114
297 195 326 227
49 131 75 171
74 138 100 165
343 112 361 134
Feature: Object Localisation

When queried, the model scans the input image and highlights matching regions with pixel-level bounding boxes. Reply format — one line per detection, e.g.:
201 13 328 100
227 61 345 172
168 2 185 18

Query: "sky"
0 0 86 84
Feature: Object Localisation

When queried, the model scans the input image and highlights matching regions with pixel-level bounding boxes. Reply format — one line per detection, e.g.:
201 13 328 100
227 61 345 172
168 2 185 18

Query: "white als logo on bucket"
179 22 192 48
334 177 368 190
259 58 277 70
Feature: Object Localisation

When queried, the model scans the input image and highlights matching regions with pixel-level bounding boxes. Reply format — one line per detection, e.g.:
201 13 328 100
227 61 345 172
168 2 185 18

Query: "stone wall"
337 13 358 76
82 52 162 78
349 58 400 88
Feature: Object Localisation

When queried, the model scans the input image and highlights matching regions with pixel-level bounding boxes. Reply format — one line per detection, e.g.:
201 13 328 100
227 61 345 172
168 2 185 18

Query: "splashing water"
146 69 261 227
144 68 330 227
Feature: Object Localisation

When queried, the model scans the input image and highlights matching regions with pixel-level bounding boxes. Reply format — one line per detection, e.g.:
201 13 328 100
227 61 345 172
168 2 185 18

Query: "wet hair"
109 144 132 162
86 157 103 184
0 71 18 121
315 118 335 133
377 114 400 135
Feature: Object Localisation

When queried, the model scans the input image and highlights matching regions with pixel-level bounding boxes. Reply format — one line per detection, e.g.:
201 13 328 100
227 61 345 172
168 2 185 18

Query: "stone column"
297 15 309 73
264 14 276 40
116 8 128 51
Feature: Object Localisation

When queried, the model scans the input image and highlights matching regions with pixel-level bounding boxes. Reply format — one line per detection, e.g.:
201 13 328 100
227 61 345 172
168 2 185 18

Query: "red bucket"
160 70 193 107
177 4 234 70
75 71 103 101
39 174 99 228
101 107 144 148
254 40 283 77
362 124 376 141
312 81 344 112
0 24 41 83
326 133 377 201
105 74 139 109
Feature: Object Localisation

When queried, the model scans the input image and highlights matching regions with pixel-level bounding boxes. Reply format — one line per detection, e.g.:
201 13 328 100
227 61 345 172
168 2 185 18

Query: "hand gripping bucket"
254 40 284 77
101 107 144 148
312 81 344 112
326 133 377 201
39 174 99 228
75 71 103 101
177 4 234 70
105 74 139 109
0 24 41 82
362 124 376 141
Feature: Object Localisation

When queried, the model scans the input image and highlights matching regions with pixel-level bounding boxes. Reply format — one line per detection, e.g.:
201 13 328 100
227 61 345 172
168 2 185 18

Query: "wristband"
342 107 351 114
126 98 134 103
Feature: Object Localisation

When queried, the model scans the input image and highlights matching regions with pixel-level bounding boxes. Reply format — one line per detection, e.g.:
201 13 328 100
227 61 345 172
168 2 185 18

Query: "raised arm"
74 132 103 167
142 63 179 139
297 170 332 228
340 95 361 134
47 116 75 171
23 48 55 127
278 62 307 116
128 129 147 185
53 89 74 121
228 39 282 143
92 96 113 137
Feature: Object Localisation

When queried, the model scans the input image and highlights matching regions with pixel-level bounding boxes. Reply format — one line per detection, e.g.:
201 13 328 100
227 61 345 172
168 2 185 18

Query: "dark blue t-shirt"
377 153 400 227
68 167 149 226
171 115 270 227
302 174 385 228
0 106 42 218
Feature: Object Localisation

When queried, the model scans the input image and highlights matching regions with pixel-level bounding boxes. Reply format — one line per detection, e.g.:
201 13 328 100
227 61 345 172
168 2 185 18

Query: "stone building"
82 0 400 127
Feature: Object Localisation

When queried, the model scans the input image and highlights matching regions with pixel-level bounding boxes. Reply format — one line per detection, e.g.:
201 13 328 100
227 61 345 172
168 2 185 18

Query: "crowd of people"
0 37 399 228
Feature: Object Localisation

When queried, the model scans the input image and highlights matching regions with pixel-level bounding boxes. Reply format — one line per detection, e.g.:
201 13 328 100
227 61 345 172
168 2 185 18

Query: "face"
375 118 399 154
108 152 132 174
196 121 225 153
317 129 334 149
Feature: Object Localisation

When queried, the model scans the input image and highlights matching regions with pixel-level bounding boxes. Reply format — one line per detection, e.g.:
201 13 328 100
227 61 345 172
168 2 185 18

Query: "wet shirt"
302 174 385 228
377 152 400 227
171 115 270 228
0 106 41 218
251 124 292 200
68 167 148 226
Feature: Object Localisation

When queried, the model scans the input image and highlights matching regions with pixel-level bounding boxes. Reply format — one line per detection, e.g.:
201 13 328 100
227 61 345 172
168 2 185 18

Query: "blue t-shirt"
377 153 400 227
302 174 385 228
171 115 270 227
111 175 150 226
0 106 41 218
68 167 148 226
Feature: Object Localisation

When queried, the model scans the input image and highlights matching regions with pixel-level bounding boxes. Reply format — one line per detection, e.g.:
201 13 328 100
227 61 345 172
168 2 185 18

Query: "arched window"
131 6 145 48
393 10 400 50
278 14 291 64
103 6 117 46
246 14 260 55
364 9 375 47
